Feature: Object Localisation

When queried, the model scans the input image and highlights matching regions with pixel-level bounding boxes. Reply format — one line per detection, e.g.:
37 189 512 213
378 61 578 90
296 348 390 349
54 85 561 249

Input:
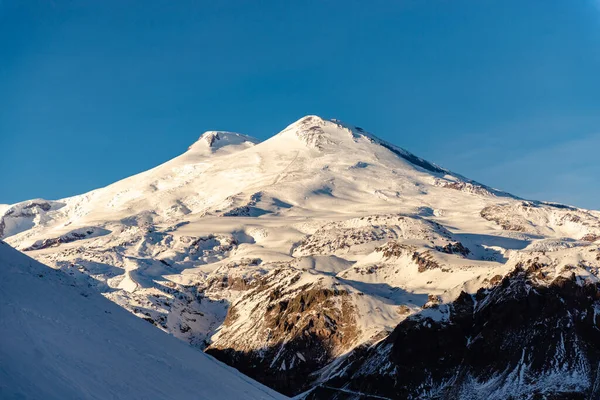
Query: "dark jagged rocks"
308 264 600 399
436 242 471 257
206 285 358 396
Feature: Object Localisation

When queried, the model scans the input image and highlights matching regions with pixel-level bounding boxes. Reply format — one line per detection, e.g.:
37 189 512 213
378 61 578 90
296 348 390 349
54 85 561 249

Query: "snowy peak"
187 131 259 155
0 115 515 245
184 115 448 180
274 115 356 149
270 115 449 176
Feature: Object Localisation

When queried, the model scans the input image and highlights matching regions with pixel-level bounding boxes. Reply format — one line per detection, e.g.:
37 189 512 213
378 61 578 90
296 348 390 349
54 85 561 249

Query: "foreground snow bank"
0 241 285 400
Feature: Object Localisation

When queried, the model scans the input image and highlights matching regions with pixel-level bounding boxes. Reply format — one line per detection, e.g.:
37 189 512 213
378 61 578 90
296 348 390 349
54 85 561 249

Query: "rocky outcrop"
434 179 503 197
309 262 600 399
480 205 527 231
206 269 359 396
22 227 110 251
581 233 600 242
376 241 415 259
437 241 471 257
412 251 442 272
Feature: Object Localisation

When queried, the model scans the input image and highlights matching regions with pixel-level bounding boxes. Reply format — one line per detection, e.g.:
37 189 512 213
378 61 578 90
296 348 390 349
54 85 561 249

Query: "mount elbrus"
3 116 600 399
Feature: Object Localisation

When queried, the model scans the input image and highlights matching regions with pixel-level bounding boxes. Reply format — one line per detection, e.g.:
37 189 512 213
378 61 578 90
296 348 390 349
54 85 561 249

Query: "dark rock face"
376 241 414 259
309 265 600 399
208 333 334 396
437 241 470 257
377 141 447 174
412 251 441 273
206 282 359 396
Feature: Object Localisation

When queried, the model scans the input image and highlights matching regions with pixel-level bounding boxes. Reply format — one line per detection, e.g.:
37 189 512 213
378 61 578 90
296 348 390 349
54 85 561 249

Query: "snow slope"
0 240 285 400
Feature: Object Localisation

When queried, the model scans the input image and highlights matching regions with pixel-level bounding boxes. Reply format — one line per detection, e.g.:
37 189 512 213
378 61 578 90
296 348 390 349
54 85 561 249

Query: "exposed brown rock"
581 233 600 242
412 251 441 272
206 283 359 395
436 241 471 257
376 241 415 259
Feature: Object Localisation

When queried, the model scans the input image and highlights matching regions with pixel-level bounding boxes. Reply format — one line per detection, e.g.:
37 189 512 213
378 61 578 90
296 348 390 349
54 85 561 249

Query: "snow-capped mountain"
0 240 284 400
2 115 600 398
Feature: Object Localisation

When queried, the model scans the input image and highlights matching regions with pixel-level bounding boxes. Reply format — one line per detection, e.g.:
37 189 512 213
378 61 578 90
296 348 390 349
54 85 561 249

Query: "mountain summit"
188 131 259 154
0 115 487 239
3 116 600 398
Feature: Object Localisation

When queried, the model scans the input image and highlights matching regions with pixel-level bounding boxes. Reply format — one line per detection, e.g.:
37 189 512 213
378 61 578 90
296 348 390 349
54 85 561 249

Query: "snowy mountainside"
2 115 600 396
0 240 285 400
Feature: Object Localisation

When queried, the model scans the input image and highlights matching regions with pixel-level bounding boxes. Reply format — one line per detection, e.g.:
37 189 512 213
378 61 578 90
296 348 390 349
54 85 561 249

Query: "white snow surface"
0 240 285 400
0 204 9 215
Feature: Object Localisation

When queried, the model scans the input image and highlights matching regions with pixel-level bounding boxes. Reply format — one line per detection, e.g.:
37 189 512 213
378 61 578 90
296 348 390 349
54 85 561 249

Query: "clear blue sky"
1 0 599 208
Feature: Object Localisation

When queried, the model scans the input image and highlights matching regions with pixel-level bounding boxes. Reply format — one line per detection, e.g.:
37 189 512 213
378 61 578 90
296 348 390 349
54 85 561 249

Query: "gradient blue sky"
1 0 599 208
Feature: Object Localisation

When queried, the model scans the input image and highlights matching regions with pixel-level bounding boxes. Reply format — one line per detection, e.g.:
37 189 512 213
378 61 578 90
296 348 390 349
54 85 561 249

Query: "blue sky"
1 0 599 208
